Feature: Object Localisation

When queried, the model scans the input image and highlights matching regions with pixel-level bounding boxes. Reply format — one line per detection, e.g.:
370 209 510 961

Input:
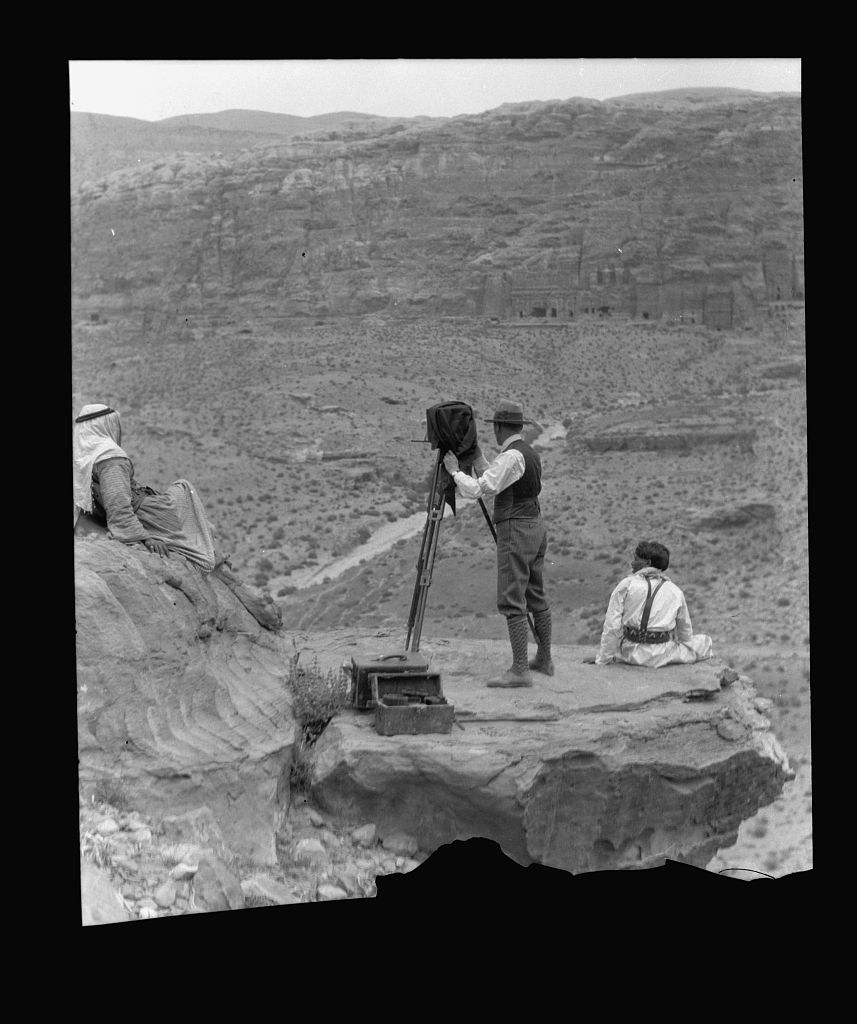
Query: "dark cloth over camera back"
425 401 480 514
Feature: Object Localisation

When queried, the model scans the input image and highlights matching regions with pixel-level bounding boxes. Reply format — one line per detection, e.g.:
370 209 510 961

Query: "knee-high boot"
487 615 533 687
528 609 555 675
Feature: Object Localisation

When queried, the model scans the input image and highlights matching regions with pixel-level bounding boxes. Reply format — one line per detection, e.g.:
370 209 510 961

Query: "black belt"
623 625 671 645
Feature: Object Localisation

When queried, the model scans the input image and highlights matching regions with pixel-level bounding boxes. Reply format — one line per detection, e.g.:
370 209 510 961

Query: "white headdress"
72 404 128 516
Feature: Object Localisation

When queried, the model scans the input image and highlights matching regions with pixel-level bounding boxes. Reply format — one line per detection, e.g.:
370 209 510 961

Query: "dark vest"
492 439 542 523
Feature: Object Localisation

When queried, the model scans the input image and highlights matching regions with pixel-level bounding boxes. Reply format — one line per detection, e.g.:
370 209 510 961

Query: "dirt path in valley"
287 511 429 590
277 423 569 593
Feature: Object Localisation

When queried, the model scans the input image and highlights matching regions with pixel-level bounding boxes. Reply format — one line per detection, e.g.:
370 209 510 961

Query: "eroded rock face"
70 94 802 322
75 530 295 865
306 634 792 873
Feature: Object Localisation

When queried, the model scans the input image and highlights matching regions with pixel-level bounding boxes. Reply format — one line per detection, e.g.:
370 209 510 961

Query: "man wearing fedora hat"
443 399 553 687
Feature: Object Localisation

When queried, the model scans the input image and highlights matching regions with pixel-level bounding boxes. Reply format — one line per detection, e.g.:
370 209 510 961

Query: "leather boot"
528 609 555 676
487 615 533 687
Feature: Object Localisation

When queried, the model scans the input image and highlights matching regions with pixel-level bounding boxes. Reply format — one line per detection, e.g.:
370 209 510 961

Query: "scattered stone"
137 897 158 911
354 857 376 871
333 867 362 895
352 824 377 847
160 842 204 866
754 698 774 714
96 818 120 836
161 807 225 853
292 837 329 866
307 809 325 827
717 718 747 741
395 857 404 868
381 831 419 857
138 906 159 920
317 884 348 901
81 860 131 926
130 828 153 844
719 668 740 687
111 855 139 873
241 875 301 906
121 883 139 899
170 861 199 881
400 858 421 873
155 881 177 908
193 855 245 913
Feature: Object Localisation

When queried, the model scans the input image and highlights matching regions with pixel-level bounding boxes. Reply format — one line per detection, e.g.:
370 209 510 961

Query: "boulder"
351 823 377 847
307 633 793 874
317 884 349 901
291 837 329 867
193 855 245 913
381 832 419 857
685 503 777 530
81 859 131 926
241 875 301 906
75 533 296 866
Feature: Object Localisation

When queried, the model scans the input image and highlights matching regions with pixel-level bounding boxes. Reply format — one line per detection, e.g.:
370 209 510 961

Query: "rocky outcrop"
75 527 295 865
685 502 777 530
582 424 756 453
75 535 792 890
304 633 792 873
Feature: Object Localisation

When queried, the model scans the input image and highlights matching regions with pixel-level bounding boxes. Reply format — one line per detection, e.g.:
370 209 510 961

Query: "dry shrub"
287 642 351 792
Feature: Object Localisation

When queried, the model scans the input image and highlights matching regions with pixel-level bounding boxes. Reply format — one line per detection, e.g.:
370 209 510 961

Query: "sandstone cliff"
76 526 793 886
71 91 802 326
75 523 293 865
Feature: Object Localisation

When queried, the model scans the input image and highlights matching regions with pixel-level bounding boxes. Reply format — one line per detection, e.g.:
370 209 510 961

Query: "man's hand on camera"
443 452 460 474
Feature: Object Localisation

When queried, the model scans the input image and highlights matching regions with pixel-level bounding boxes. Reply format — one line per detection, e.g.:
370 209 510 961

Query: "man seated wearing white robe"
586 540 713 668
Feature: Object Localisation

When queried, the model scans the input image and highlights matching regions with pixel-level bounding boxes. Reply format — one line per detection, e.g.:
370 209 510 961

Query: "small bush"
93 776 131 811
287 643 351 792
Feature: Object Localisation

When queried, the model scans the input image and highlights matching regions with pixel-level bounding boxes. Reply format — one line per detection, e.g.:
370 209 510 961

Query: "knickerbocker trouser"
496 516 549 618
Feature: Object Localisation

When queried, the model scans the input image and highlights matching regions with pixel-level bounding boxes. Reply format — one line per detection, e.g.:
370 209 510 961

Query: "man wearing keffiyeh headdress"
73 404 281 630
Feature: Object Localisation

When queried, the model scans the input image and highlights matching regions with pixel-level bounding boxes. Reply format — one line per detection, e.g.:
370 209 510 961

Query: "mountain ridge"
71 90 803 324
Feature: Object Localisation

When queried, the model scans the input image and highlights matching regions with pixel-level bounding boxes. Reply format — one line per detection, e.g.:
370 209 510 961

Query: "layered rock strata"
71 93 803 324
307 634 792 872
75 526 294 865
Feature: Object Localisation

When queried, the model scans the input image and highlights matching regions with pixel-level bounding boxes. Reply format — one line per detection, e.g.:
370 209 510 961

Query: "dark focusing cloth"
425 401 481 514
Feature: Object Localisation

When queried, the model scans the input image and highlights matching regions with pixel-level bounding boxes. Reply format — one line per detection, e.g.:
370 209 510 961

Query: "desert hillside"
71 91 802 323
72 90 809 884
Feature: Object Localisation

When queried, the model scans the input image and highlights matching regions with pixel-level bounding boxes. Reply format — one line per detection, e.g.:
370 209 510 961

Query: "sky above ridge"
69 58 801 123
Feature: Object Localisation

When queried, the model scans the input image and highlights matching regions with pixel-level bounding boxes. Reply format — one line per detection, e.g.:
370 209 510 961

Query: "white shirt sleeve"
596 578 631 665
674 591 694 642
451 449 525 500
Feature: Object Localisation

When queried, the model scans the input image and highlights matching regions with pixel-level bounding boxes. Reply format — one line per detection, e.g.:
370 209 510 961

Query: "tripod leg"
410 504 443 651
406 511 434 648
406 451 445 650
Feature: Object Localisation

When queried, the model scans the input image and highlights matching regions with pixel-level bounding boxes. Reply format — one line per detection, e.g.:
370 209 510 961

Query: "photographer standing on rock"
443 399 552 687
